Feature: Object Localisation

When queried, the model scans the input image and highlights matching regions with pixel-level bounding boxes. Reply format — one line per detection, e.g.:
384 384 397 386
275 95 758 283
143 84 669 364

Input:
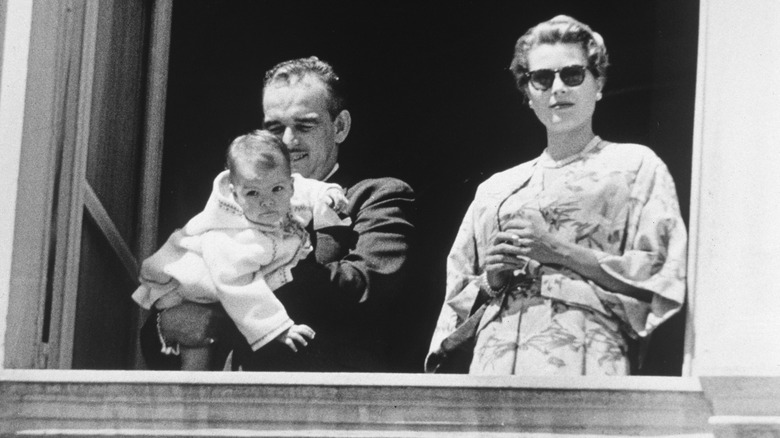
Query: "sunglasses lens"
560 66 586 86
527 66 587 91
529 70 554 90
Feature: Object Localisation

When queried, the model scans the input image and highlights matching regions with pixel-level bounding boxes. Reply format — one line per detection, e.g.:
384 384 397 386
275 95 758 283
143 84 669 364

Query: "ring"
205 337 215 345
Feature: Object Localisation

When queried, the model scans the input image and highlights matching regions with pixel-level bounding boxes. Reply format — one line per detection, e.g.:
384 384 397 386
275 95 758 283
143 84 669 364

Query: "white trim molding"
1 371 714 437
688 0 780 376
0 0 33 370
3 372 779 437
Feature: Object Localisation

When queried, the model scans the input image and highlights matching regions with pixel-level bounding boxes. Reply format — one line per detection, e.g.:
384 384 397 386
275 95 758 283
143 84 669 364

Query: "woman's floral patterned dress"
428 137 687 375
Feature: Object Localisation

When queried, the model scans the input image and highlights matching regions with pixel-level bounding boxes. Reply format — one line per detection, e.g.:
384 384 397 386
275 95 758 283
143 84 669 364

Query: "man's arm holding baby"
146 177 414 370
156 231 316 353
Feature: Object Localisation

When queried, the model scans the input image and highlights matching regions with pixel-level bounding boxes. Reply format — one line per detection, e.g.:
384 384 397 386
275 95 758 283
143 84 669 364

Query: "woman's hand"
484 230 530 290
502 213 653 302
275 324 316 352
501 215 566 266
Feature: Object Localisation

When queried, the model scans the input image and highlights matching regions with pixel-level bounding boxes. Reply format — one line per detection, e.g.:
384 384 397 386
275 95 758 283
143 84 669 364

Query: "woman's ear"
334 109 352 144
596 78 606 100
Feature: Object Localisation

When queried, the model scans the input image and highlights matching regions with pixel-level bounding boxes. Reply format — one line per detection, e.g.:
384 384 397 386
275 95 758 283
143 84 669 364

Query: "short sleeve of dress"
595 157 687 336
427 200 483 356
426 162 537 364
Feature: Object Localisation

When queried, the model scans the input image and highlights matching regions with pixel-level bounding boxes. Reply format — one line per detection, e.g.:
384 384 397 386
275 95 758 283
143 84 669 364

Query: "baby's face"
230 162 294 226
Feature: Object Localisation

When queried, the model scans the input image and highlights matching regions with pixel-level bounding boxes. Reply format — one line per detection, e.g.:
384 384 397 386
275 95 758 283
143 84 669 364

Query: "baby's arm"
293 174 349 214
324 186 349 214
274 324 316 352
200 231 296 351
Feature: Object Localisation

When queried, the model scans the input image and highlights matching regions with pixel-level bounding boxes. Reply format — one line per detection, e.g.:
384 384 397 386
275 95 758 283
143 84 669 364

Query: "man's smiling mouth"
290 152 308 162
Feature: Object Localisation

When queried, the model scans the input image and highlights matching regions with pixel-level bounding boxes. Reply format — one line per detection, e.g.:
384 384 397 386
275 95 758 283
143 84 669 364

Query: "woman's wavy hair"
509 15 609 102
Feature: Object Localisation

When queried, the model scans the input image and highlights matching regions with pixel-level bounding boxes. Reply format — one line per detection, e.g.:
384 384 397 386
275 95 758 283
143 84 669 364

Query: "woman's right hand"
484 231 528 290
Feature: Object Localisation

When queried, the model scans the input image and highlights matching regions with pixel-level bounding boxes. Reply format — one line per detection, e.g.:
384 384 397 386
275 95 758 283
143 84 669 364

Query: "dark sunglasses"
524 65 588 91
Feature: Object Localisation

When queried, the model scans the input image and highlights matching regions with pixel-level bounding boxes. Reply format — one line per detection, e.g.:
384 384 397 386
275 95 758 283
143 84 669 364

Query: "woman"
426 15 687 375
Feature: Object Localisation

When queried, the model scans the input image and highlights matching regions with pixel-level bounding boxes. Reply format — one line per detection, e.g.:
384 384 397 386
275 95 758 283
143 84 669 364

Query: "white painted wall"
0 0 33 369
690 0 780 375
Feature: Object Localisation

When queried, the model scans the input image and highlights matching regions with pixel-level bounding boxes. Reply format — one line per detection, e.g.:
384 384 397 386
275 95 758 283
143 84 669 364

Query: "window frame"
2 0 700 374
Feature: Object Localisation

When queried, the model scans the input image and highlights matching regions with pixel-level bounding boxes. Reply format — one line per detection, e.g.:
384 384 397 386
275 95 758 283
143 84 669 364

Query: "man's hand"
158 302 229 347
275 324 316 352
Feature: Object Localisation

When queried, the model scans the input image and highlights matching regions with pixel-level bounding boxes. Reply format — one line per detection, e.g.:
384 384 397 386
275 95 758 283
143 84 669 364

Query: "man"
142 57 415 372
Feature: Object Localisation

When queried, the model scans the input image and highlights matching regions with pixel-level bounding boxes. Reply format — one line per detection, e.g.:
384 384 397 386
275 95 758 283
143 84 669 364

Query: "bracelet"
479 272 511 298
156 310 180 356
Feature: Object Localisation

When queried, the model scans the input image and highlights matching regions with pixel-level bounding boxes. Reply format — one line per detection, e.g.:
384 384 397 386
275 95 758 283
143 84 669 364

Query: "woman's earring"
596 92 603 101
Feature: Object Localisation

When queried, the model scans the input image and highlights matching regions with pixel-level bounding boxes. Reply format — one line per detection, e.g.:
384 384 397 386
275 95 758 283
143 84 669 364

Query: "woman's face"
525 43 603 135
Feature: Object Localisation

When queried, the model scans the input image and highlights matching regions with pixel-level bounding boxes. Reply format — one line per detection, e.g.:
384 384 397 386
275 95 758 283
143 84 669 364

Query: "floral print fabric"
427 137 687 375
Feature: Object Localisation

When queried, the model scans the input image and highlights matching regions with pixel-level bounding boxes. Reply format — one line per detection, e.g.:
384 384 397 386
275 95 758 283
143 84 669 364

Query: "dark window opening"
160 0 698 375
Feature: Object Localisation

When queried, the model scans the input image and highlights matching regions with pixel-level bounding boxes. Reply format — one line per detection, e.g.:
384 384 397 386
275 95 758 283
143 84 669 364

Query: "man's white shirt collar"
323 163 339 181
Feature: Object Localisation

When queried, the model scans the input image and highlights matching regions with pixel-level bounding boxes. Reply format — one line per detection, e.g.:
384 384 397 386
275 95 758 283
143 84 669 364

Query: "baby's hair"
226 130 291 183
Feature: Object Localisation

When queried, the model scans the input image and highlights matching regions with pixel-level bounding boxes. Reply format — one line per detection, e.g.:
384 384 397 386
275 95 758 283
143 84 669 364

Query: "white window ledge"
5 371 777 437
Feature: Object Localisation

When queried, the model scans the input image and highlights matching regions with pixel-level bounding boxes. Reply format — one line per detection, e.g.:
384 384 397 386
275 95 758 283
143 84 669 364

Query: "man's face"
262 75 348 181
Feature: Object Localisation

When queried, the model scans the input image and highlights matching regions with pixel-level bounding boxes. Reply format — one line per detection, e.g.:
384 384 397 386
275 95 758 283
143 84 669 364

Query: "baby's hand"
325 187 349 213
275 324 316 352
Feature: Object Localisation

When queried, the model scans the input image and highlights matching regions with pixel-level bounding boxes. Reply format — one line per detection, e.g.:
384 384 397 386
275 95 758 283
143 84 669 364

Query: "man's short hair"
226 130 291 182
263 56 346 119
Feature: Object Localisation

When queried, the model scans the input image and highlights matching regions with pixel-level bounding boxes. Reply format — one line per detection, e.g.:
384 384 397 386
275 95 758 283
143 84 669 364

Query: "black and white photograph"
0 0 778 436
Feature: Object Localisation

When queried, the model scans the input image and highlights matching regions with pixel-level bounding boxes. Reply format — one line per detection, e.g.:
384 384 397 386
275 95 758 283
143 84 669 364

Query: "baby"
132 130 350 370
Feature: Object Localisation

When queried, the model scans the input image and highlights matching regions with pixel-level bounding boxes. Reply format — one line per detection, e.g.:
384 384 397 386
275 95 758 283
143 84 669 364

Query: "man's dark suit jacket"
141 170 416 372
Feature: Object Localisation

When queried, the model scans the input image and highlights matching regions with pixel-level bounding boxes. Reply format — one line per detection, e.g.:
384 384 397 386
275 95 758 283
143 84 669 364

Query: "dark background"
159 0 699 374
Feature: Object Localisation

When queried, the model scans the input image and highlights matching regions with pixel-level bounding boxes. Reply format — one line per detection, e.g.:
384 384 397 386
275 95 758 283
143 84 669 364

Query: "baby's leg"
179 346 212 371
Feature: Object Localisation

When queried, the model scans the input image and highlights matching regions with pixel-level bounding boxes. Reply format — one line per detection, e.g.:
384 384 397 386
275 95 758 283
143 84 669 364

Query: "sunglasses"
524 65 588 91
